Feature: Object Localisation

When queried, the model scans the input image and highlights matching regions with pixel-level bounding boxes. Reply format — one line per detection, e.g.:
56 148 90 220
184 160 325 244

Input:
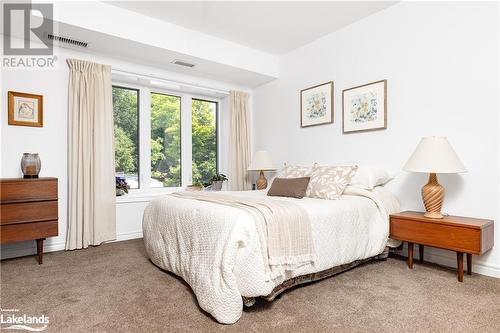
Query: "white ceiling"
107 1 397 55
53 22 276 87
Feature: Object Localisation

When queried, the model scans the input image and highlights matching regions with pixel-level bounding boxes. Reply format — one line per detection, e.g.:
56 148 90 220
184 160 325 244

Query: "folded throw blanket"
171 191 315 278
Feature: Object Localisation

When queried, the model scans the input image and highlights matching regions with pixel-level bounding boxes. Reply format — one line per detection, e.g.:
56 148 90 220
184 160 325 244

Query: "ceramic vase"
21 153 41 178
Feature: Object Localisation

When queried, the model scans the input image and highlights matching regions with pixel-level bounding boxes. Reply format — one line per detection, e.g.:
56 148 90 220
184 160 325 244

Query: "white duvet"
142 186 400 324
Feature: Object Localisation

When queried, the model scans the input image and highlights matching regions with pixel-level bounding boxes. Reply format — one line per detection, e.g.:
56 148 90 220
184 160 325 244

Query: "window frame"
112 80 221 195
150 90 183 189
112 84 141 189
191 97 219 181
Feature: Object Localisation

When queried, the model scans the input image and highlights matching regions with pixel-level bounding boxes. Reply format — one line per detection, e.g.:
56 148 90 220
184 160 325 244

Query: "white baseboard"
3 234 499 279
0 230 144 260
396 245 500 279
115 230 143 241
0 240 66 260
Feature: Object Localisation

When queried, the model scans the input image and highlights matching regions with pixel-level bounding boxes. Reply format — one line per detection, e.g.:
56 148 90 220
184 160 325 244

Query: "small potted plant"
116 176 130 196
210 173 228 191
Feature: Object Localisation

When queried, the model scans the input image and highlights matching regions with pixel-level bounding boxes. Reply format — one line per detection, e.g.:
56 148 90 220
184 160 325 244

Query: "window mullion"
216 100 220 174
140 87 151 191
181 95 193 186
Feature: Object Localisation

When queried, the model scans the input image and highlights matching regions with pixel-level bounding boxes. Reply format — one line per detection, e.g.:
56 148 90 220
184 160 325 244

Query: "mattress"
142 186 400 324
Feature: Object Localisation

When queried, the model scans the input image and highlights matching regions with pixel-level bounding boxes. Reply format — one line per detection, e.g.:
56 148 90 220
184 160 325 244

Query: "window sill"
116 189 180 204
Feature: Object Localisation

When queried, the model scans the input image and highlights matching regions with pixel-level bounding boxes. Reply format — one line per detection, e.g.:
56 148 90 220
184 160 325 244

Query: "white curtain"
66 59 116 250
229 91 251 191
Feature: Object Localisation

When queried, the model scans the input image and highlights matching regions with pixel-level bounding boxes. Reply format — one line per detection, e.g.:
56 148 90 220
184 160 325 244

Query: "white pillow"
349 165 393 190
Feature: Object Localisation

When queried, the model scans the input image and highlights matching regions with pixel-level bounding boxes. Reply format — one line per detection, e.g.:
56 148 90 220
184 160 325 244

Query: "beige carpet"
1 239 499 332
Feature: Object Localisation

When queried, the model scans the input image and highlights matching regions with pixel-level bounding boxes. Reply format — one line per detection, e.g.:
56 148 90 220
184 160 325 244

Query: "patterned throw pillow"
307 165 358 200
277 165 314 178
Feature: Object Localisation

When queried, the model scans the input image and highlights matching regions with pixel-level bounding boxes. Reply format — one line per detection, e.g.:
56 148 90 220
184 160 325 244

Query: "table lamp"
403 137 466 219
248 150 276 190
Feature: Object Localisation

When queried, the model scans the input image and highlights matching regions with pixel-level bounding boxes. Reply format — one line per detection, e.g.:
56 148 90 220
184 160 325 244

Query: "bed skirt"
243 247 389 306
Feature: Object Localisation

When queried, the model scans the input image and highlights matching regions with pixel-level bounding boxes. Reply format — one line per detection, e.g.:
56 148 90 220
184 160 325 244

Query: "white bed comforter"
142 186 400 324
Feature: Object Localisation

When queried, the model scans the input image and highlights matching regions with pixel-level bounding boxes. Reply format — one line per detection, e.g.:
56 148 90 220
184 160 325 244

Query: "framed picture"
8 91 43 127
300 81 333 128
342 80 387 134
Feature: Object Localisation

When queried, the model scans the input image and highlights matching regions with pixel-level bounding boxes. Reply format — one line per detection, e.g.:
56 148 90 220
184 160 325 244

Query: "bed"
142 185 400 324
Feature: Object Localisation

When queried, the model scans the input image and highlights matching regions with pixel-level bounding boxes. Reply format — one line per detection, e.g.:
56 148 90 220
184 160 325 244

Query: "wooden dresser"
0 178 59 264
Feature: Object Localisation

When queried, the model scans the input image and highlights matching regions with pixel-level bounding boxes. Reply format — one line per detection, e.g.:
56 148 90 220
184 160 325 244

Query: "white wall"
253 2 500 277
0 44 251 258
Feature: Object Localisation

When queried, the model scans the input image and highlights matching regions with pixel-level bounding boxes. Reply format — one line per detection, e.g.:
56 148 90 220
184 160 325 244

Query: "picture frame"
8 91 43 127
300 81 334 128
342 80 387 134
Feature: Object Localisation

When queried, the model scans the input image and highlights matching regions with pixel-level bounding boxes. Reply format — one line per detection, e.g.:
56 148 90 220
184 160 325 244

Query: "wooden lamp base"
256 170 268 190
422 173 444 219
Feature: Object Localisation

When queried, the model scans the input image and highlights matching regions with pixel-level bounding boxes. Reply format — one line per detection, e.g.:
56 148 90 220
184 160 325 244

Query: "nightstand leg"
36 238 44 265
419 244 424 263
407 242 414 269
457 252 464 282
467 253 472 275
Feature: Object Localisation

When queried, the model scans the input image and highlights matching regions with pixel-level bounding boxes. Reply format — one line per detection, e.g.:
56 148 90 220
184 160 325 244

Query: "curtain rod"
111 68 231 96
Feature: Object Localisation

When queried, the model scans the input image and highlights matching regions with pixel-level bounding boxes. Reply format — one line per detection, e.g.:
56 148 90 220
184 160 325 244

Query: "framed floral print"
342 80 387 134
8 91 43 127
300 81 333 128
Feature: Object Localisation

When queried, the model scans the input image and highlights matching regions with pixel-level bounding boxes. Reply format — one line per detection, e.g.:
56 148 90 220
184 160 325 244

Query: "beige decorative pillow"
277 165 313 178
307 165 358 200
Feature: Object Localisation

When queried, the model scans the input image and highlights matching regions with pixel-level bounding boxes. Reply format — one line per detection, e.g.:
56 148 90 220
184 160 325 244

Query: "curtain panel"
66 59 116 250
229 91 251 191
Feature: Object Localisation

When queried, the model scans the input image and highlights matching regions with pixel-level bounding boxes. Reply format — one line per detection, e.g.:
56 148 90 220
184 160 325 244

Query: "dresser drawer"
0 179 57 203
1 201 58 225
0 220 58 243
390 218 481 254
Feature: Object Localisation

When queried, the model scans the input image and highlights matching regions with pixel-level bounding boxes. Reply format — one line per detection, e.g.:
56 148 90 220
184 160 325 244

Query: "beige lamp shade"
403 137 466 174
248 150 276 171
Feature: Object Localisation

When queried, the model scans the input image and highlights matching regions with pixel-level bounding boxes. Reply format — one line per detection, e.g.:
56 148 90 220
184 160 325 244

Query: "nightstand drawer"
390 218 481 254
1 200 58 225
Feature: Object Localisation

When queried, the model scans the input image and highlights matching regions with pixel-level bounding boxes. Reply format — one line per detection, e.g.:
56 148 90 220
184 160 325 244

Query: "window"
150 93 181 187
113 86 139 189
192 99 218 186
112 80 221 191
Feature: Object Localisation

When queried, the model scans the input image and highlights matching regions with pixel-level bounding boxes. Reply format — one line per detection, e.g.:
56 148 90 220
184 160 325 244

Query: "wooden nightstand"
389 211 494 282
